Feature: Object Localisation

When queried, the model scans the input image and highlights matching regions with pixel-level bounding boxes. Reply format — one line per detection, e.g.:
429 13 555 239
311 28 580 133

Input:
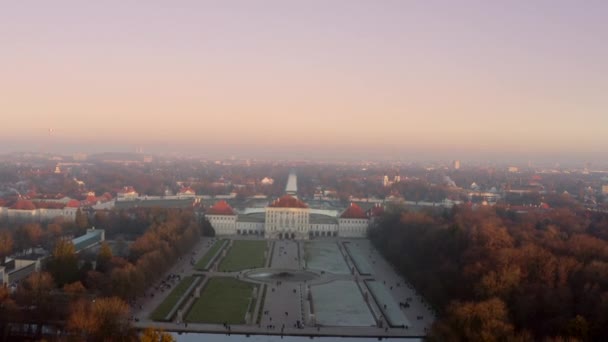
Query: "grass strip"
194 239 227 271
150 276 196 321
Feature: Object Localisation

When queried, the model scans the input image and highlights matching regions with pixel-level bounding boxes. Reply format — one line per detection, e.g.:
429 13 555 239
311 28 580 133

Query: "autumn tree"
140 328 175 342
435 298 515 341
0 286 17 338
67 296 133 341
0 229 13 264
14 223 43 253
75 209 89 230
15 272 56 335
48 239 79 286
97 241 113 273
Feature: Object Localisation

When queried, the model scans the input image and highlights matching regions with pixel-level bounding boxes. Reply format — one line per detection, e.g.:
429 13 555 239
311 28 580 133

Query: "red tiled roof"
10 199 36 210
268 195 308 209
207 200 236 215
34 202 65 209
66 199 81 208
341 203 368 219
367 204 385 217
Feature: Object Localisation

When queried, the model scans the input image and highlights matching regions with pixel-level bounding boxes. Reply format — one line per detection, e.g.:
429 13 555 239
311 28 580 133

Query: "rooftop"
269 195 308 209
207 200 236 215
340 203 368 219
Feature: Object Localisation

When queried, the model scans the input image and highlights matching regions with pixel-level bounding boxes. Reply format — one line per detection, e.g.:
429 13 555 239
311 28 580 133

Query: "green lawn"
219 240 267 272
194 239 227 271
150 276 200 321
185 277 256 324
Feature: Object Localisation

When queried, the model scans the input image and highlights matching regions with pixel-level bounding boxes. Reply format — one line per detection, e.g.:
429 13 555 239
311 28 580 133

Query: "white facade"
0 207 78 222
310 222 338 237
236 221 265 235
207 214 237 235
338 218 368 238
207 199 369 239
265 207 310 239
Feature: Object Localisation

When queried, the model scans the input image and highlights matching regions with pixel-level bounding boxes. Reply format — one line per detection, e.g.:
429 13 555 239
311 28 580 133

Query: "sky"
1 1 607 161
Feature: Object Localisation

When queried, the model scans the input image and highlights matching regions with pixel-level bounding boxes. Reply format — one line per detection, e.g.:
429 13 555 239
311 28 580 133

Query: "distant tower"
383 175 390 187
394 175 401 183
453 160 461 170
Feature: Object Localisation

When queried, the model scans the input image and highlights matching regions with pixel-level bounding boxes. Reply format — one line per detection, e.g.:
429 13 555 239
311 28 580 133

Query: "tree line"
369 205 608 341
0 207 201 341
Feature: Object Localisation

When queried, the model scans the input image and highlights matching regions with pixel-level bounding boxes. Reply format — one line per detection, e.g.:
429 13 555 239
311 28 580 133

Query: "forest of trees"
370 205 608 341
0 208 201 340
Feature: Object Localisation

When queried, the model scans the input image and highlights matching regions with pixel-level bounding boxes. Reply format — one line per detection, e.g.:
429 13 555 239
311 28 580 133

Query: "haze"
1 1 607 161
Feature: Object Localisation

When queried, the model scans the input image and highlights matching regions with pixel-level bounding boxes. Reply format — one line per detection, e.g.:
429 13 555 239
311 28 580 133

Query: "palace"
205 172 378 239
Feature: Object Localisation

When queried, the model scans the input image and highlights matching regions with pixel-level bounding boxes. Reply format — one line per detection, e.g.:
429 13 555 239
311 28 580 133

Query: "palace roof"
10 199 37 210
268 195 308 209
207 200 236 215
367 203 385 217
340 203 368 219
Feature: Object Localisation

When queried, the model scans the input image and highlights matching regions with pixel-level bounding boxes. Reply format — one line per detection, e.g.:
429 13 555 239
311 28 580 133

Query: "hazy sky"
1 1 607 160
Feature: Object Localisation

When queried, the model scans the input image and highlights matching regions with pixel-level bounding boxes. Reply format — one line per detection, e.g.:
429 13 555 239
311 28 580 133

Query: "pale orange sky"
1 1 607 159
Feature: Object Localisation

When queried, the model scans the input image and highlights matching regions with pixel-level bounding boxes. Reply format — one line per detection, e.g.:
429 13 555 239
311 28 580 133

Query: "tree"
565 315 589 340
0 229 13 264
76 209 89 230
0 286 17 338
97 242 113 273
442 298 515 341
24 223 43 248
140 328 175 342
15 272 56 336
64 281 87 295
67 296 133 341
49 240 79 286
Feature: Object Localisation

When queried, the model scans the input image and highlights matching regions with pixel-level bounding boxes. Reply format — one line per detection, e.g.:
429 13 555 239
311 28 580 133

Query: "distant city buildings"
452 160 461 170
117 186 139 200
382 174 401 187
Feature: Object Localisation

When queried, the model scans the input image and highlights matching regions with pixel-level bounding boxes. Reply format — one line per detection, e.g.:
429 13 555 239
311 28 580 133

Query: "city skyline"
1 1 607 161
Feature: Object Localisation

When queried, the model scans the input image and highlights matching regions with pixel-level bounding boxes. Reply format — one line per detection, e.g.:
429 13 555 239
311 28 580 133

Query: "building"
205 172 372 239
117 186 138 200
261 177 274 185
453 160 461 170
72 228 105 253
285 170 298 196
177 187 196 198
602 185 608 195
265 195 310 239
0 199 79 223
206 200 238 235
206 196 371 240
383 175 390 187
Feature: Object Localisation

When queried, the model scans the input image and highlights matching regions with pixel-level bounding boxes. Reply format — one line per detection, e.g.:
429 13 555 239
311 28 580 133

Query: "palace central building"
205 171 378 239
